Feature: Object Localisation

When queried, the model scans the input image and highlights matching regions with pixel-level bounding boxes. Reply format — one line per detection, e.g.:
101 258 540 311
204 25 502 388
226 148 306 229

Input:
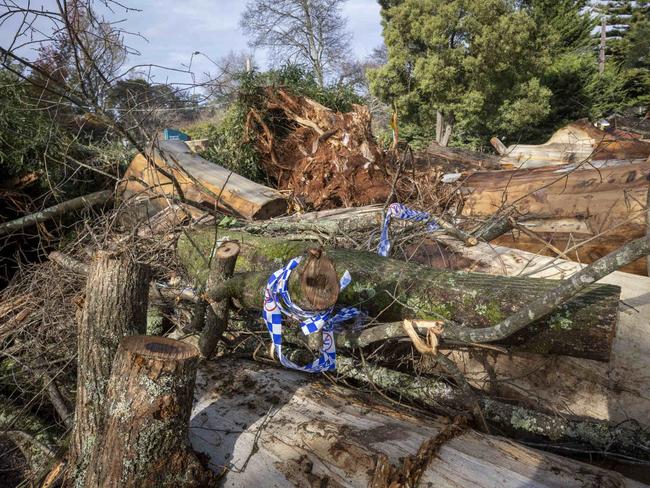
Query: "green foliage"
183 63 362 182
257 64 363 112
0 68 130 198
0 68 68 181
195 103 264 183
369 0 552 148
372 0 648 148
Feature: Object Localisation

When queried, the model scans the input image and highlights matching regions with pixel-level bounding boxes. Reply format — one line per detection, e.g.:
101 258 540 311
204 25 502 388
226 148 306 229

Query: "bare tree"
240 0 352 87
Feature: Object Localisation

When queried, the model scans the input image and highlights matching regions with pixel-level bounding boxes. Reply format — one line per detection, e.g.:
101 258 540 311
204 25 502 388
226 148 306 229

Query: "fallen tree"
177 230 621 361
459 157 650 274
190 359 645 486
122 140 287 220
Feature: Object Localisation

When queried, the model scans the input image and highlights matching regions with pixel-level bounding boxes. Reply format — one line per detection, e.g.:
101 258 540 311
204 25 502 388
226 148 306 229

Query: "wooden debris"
460 157 650 274
419 237 650 428
189 359 644 487
122 140 287 220
497 119 650 169
198 241 240 358
68 251 150 481
178 230 621 361
249 88 393 209
0 190 112 237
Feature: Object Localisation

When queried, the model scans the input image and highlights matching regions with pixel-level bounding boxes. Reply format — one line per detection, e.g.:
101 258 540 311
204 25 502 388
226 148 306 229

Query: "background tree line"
1 0 649 201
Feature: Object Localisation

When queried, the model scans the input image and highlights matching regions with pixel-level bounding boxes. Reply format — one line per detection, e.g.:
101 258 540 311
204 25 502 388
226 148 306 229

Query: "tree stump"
69 251 150 480
84 336 213 488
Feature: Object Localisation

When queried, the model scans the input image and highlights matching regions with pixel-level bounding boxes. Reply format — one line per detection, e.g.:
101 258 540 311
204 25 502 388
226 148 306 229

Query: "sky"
0 0 384 86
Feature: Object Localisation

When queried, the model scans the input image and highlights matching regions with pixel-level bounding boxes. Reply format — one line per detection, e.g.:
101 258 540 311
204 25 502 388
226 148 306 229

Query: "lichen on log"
84 336 214 488
178 229 621 361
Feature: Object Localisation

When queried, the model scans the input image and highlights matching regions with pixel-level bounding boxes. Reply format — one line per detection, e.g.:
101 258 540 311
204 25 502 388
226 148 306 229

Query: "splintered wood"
248 88 393 209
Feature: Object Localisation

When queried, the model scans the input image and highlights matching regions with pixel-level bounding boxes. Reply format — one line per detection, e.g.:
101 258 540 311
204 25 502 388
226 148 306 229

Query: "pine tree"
596 0 650 65
368 0 552 148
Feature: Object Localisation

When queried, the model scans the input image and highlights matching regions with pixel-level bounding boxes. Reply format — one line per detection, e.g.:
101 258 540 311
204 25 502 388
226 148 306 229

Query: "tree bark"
0 190 112 237
178 230 620 361
69 251 150 482
84 336 213 488
198 241 240 358
318 351 650 464
645 180 650 276
444 233 650 344
122 140 287 220
192 358 641 487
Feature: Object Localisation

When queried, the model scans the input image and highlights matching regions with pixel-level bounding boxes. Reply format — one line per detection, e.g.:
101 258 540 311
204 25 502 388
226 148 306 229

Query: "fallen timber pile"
177 229 620 361
190 359 646 487
493 119 650 169
457 157 650 275
3 94 650 487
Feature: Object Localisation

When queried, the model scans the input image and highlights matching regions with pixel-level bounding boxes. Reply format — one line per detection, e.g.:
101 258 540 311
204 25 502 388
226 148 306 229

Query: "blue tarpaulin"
163 128 190 141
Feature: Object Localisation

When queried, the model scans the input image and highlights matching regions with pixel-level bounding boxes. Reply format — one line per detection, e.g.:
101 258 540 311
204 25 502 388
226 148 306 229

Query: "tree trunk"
177 230 620 361
122 140 287 220
69 251 150 482
85 336 213 488
459 156 650 275
420 236 650 429
198 241 240 358
190 358 643 487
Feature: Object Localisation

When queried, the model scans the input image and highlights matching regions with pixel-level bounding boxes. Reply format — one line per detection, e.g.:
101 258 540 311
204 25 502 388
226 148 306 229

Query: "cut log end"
217 241 241 260
122 335 199 361
298 248 340 310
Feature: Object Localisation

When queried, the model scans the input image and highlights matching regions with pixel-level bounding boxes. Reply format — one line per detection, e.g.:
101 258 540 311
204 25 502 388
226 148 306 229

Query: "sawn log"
189 359 647 487
121 140 287 220
177 230 621 361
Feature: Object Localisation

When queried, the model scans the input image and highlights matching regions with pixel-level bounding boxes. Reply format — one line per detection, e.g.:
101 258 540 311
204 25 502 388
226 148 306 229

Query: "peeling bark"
275 348 650 463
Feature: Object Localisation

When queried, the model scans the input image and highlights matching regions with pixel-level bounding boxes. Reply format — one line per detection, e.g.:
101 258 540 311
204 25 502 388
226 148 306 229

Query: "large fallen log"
0 190 112 238
497 120 650 169
177 230 621 361
189 359 647 487
121 140 287 220
417 142 502 172
459 157 650 274
415 237 650 429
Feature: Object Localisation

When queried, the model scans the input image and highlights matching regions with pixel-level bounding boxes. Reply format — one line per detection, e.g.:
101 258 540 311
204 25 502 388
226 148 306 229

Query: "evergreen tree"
369 0 551 148
525 1 597 130
596 1 650 65
593 1 650 111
